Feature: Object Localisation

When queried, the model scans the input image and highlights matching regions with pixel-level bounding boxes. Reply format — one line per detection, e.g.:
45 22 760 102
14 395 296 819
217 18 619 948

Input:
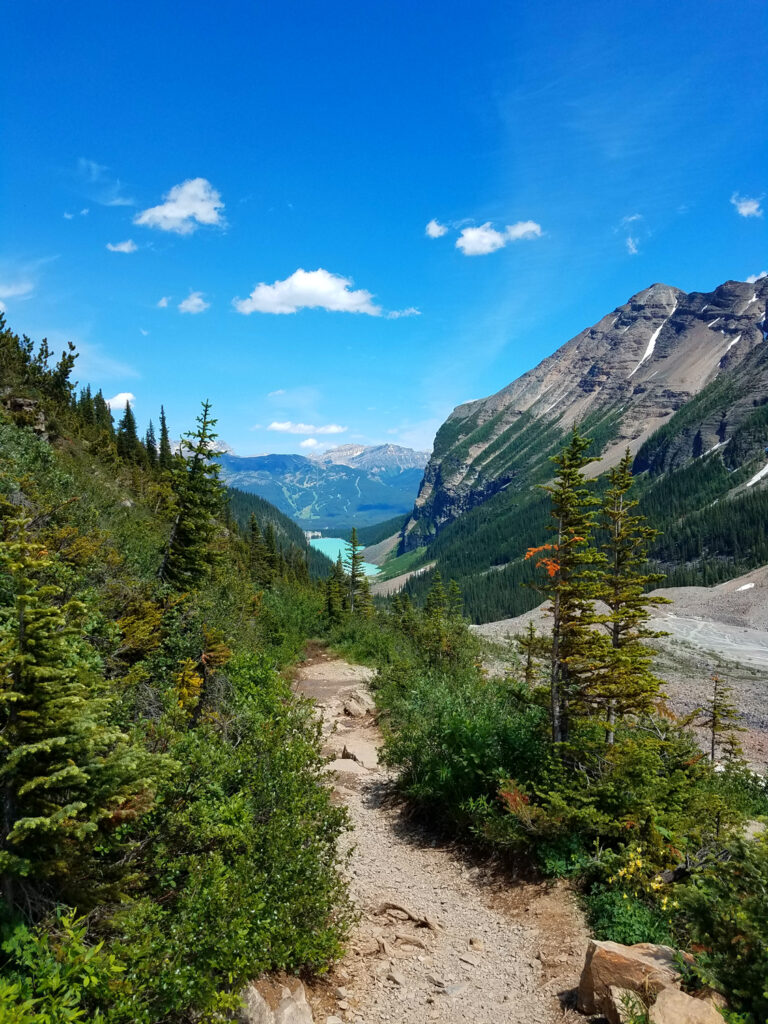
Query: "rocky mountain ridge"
404 278 768 549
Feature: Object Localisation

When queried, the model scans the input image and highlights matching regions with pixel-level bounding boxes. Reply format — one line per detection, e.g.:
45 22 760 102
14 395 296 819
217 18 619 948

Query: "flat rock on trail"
293 651 589 1024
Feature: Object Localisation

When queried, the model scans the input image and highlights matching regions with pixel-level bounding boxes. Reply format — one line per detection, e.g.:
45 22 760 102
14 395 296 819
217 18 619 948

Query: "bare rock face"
648 986 726 1024
577 939 681 1015
403 277 768 549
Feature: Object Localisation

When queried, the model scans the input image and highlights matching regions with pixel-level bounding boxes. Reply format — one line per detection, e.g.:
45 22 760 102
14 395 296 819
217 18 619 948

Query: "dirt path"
294 650 589 1024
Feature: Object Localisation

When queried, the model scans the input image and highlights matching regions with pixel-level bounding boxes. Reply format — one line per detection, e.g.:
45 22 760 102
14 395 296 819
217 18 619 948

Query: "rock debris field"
293 652 590 1024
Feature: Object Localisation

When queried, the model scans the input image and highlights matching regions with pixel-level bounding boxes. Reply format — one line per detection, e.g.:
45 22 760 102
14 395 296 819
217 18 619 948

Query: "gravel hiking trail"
293 648 589 1024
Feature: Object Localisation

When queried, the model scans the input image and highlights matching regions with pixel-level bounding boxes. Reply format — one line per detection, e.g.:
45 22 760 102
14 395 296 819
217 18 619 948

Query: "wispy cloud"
106 239 138 253
135 178 225 234
106 392 136 410
626 236 639 255
0 278 35 302
426 218 448 238
731 192 763 218
746 271 767 283
386 307 421 319
157 296 170 308
455 220 542 255
178 291 210 314
233 267 381 315
77 158 134 207
267 388 286 397
267 421 347 435
139 328 149 336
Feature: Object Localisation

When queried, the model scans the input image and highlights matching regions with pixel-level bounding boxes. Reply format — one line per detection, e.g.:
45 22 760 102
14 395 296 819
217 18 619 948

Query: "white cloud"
626 236 639 255
157 296 170 308
267 421 347 435
80 208 89 216
300 438 319 448
106 392 136 411
135 178 224 234
621 213 642 226
0 279 35 301
426 218 448 238
0 301 5 313
106 239 138 253
178 291 210 314
731 192 763 218
386 307 421 319
455 220 542 255
267 388 286 397
746 271 767 283
63 212 74 220
505 220 543 241
139 328 149 336
233 267 381 315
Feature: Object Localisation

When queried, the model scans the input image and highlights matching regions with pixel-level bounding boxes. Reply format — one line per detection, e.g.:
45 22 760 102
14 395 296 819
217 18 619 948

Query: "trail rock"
606 986 647 1024
577 940 680 1015
238 979 314 1024
649 987 725 1024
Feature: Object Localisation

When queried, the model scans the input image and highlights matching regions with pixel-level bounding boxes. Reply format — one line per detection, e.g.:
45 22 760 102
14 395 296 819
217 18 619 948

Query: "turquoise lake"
310 537 380 576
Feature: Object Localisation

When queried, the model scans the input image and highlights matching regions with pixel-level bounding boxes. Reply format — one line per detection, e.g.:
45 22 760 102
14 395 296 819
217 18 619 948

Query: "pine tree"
597 451 668 742
344 528 366 614
447 579 463 619
116 401 141 462
0 515 151 909
158 405 173 471
77 385 95 426
93 390 113 433
526 429 606 744
145 419 158 468
424 569 446 619
697 674 745 762
158 400 224 589
514 620 545 687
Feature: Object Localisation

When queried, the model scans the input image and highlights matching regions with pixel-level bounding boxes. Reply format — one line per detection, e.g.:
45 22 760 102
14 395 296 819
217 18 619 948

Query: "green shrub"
114 654 351 1020
585 886 673 945
681 835 768 1024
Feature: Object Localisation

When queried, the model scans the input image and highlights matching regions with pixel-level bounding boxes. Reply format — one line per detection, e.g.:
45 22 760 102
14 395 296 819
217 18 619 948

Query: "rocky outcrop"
237 978 313 1024
578 939 726 1024
577 939 681 1015
403 277 768 549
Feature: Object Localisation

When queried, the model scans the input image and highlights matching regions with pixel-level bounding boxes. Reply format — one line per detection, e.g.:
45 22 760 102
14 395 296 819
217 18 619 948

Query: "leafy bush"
112 654 350 1020
585 886 673 945
380 668 549 829
681 835 768 1024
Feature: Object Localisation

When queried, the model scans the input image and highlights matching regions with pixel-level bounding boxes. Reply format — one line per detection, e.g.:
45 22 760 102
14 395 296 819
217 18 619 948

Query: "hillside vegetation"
0 317 350 1021
332 434 768 1024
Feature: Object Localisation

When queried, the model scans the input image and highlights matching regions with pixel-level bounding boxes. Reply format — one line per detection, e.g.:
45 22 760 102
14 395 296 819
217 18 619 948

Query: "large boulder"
237 979 313 1024
649 987 724 1024
577 940 680 1015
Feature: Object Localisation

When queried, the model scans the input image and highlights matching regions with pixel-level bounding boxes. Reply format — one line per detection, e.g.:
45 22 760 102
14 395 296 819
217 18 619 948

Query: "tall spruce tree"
116 401 141 462
0 515 151 909
158 400 224 589
145 419 158 468
697 674 745 762
158 405 173 471
344 528 366 614
597 451 668 742
527 429 606 744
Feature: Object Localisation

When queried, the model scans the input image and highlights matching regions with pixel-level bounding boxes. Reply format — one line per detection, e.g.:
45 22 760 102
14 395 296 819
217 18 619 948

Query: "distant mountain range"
396 277 768 621
219 443 429 529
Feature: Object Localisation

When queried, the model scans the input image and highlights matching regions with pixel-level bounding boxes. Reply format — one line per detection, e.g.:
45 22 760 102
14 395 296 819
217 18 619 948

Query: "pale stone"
649 987 725 1024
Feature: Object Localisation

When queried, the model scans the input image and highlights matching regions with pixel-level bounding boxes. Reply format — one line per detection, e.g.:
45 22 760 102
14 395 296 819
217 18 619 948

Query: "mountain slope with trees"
0 316 350 1021
397 278 768 621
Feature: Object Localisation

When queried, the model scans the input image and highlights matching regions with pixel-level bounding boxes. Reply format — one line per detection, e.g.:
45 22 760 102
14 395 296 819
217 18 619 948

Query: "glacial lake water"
310 537 380 576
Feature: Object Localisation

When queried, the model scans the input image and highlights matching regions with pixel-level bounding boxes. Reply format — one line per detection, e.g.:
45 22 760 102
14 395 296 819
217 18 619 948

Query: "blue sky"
2 1 766 454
